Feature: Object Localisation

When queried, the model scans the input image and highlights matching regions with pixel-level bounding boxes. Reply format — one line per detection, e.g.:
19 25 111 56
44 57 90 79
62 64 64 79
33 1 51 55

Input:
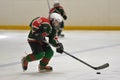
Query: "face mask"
52 21 61 30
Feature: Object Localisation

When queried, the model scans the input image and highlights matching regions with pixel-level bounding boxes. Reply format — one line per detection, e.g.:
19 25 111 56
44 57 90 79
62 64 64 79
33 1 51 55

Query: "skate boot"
21 57 28 71
59 34 64 37
38 65 53 72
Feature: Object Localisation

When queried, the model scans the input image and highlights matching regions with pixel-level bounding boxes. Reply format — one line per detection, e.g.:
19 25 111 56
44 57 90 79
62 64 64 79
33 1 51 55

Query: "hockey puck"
96 72 101 74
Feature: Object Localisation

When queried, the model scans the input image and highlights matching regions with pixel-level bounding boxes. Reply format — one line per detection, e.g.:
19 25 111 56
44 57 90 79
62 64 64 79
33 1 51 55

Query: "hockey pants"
26 41 54 66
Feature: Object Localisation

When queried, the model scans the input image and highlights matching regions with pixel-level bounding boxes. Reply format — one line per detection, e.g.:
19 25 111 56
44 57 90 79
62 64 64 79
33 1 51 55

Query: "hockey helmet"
50 13 63 28
50 13 63 23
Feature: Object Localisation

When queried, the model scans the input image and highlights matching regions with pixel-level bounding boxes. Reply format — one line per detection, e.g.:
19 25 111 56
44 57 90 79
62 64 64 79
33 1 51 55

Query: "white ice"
0 30 120 80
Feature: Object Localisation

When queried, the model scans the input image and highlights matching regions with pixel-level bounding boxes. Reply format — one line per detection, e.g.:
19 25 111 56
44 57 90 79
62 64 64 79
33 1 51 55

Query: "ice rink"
0 30 120 80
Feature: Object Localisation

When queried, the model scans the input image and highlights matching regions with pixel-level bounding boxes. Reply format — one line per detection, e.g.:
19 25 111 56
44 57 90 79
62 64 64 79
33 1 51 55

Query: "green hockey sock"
40 49 54 66
26 52 45 62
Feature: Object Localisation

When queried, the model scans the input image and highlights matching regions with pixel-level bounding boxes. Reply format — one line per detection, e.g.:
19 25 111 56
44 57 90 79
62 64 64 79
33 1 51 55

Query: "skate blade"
39 69 53 73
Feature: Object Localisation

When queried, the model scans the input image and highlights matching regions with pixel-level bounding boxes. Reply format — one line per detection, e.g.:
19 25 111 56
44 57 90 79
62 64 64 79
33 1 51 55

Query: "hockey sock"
40 49 54 66
26 52 45 62
40 58 50 66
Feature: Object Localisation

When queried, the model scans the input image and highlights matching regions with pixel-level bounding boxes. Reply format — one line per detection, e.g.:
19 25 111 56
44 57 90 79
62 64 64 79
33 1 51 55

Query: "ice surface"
0 30 120 80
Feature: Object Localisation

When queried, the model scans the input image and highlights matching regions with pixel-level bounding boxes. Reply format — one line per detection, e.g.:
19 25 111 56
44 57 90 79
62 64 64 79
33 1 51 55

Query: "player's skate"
38 65 53 72
58 34 64 37
21 57 28 71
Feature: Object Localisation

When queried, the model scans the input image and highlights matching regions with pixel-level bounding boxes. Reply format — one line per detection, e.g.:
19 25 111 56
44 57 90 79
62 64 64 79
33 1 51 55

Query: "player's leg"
21 41 45 71
38 44 54 72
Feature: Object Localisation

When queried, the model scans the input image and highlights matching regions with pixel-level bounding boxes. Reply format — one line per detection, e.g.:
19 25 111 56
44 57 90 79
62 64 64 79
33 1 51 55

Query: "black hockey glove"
56 43 64 54
63 15 67 20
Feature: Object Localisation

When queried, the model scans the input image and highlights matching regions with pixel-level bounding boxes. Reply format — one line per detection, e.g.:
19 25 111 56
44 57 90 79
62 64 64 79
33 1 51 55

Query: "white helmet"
50 13 63 23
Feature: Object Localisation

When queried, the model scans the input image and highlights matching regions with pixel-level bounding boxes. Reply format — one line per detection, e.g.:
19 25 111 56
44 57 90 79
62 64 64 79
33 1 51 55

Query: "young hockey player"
21 13 64 72
49 0 67 37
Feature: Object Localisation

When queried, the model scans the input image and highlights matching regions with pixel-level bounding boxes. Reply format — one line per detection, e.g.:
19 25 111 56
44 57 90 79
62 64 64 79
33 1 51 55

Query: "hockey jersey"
28 17 59 47
50 6 67 20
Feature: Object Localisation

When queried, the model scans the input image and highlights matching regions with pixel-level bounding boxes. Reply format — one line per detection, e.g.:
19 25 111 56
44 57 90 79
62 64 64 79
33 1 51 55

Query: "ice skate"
21 57 28 71
58 34 64 38
38 65 53 72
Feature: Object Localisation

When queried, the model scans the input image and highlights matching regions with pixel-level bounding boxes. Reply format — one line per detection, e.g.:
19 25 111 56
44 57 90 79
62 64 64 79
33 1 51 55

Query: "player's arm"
59 6 67 20
61 9 67 20
48 32 64 53
48 30 59 47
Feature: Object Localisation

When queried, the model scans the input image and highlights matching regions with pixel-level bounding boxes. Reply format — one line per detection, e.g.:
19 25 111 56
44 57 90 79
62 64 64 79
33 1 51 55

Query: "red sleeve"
50 8 55 14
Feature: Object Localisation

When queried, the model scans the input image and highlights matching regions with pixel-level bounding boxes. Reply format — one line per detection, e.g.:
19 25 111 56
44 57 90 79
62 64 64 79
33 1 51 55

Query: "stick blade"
94 63 109 70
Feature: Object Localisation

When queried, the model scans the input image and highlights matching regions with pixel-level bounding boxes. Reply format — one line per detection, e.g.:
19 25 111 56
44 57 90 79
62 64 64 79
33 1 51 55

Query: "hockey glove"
63 15 67 20
56 43 64 54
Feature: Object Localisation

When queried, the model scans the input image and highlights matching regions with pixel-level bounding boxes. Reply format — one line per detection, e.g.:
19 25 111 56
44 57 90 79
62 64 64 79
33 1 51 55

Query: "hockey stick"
47 0 50 10
63 51 109 70
46 0 60 13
